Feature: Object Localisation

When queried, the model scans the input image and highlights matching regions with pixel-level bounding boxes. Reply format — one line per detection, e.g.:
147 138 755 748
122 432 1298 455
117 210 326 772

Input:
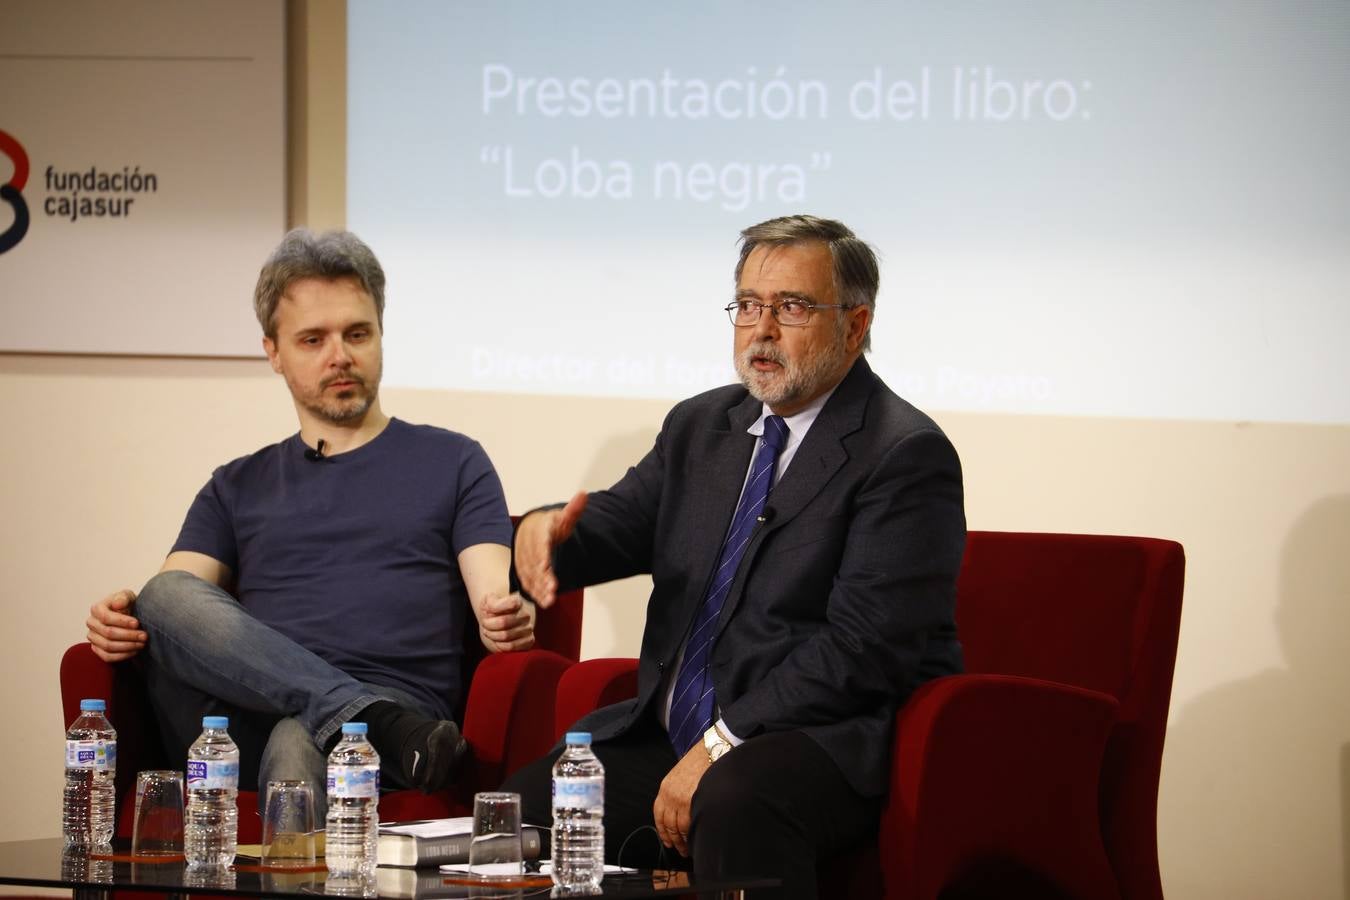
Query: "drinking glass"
131 770 184 862
261 780 317 868
467 791 524 880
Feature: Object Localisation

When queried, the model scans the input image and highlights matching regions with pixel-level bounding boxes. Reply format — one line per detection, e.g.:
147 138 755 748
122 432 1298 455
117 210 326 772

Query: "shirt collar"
747 382 840 444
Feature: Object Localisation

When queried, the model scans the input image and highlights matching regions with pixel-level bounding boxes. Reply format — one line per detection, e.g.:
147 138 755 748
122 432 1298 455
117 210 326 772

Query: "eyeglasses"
724 299 851 327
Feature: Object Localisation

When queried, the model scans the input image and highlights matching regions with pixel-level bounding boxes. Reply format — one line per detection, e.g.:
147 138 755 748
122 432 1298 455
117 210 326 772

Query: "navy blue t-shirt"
171 418 512 719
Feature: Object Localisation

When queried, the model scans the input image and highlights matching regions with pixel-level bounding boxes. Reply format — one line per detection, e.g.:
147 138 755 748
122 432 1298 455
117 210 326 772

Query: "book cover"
377 818 545 868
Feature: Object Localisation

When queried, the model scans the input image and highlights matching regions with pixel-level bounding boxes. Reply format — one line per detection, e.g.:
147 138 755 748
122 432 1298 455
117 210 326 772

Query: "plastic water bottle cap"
79 698 107 712
202 716 230 729
342 722 368 735
564 731 592 745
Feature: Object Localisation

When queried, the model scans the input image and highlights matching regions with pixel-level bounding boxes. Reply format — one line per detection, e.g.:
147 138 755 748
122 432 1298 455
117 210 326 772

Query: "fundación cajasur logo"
0 129 30 254
0 128 161 252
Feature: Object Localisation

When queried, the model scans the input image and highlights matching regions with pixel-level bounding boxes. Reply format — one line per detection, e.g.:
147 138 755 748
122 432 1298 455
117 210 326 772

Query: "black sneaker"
408 719 470 792
363 701 471 793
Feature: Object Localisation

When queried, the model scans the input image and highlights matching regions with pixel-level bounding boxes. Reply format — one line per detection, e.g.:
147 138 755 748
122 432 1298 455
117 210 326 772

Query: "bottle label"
186 759 240 790
328 764 379 798
552 776 603 811
65 740 116 771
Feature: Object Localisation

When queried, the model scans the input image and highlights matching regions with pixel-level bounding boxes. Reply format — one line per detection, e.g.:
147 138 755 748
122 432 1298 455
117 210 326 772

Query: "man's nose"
327 336 353 367
750 305 780 342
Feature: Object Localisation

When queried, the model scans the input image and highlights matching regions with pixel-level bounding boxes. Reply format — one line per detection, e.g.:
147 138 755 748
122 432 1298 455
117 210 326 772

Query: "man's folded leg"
135 569 467 792
689 730 882 900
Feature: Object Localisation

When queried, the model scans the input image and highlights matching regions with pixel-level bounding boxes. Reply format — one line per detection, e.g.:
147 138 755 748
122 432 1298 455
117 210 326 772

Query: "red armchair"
60 585 584 843
552 531 1185 900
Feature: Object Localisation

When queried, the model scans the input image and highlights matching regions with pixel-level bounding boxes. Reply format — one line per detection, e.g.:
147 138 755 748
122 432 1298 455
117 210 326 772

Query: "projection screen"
348 0 1350 424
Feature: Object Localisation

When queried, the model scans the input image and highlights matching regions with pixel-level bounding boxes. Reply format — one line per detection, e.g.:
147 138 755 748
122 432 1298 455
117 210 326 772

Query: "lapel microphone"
757 507 776 525
304 439 327 462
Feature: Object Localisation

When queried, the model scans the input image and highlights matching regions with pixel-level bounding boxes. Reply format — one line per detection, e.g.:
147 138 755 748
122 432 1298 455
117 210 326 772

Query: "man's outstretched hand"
513 491 587 607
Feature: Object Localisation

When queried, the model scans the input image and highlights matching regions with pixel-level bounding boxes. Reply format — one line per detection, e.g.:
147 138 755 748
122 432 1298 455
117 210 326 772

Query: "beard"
292 370 379 424
734 331 849 411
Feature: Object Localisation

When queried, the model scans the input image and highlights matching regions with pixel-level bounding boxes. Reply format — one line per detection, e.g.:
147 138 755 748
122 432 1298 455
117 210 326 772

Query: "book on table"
377 817 545 868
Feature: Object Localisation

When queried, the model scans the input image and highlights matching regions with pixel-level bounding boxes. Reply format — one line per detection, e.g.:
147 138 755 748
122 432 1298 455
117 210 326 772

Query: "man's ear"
262 336 282 374
845 305 871 354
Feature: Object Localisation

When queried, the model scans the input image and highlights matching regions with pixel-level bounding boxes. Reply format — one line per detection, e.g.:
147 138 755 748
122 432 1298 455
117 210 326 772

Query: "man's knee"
136 569 215 629
137 570 256 653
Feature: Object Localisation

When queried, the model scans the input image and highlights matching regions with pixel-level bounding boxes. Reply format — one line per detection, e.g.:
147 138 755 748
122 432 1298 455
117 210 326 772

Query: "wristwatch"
703 724 732 763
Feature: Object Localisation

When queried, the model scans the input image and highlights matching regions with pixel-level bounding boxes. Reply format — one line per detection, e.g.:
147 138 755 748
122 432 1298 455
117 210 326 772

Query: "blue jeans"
135 570 433 818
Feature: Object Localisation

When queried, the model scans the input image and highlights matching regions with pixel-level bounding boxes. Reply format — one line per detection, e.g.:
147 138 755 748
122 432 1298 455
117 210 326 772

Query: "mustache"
321 373 365 389
738 342 786 368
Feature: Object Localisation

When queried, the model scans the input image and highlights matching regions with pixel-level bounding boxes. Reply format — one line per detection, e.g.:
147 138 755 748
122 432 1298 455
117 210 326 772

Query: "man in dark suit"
508 215 965 897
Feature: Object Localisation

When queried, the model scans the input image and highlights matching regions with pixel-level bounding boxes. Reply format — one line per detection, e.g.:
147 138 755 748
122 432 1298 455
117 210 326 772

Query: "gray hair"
253 229 386 338
735 215 878 352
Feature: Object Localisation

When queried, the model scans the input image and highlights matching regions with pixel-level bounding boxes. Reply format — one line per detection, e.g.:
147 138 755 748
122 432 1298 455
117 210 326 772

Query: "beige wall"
4 4 1349 898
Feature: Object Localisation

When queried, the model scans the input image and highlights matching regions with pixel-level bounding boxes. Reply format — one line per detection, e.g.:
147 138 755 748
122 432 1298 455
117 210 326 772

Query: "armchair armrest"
883 673 1121 900
457 649 575 807
60 643 167 837
553 658 640 742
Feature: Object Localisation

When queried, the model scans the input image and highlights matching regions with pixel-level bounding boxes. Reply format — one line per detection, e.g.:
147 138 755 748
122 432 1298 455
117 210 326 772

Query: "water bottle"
325 722 380 876
551 731 605 892
61 845 113 885
63 698 117 847
185 716 240 868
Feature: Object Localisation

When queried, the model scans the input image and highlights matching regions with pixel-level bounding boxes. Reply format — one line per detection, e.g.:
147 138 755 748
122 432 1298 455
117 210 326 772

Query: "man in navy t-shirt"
84 229 533 808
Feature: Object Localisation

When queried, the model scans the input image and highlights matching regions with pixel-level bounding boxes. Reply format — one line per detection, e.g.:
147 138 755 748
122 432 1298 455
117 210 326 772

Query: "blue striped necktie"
668 414 789 756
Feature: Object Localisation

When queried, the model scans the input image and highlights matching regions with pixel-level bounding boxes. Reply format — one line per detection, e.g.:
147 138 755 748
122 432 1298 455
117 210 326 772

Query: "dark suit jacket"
554 357 966 798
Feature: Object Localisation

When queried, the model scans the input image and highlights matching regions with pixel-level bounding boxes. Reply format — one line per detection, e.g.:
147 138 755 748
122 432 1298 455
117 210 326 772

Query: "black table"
0 839 775 899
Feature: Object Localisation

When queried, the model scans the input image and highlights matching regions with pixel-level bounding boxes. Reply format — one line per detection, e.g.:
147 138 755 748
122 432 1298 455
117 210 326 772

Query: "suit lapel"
680 392 762 621
715 358 876 628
